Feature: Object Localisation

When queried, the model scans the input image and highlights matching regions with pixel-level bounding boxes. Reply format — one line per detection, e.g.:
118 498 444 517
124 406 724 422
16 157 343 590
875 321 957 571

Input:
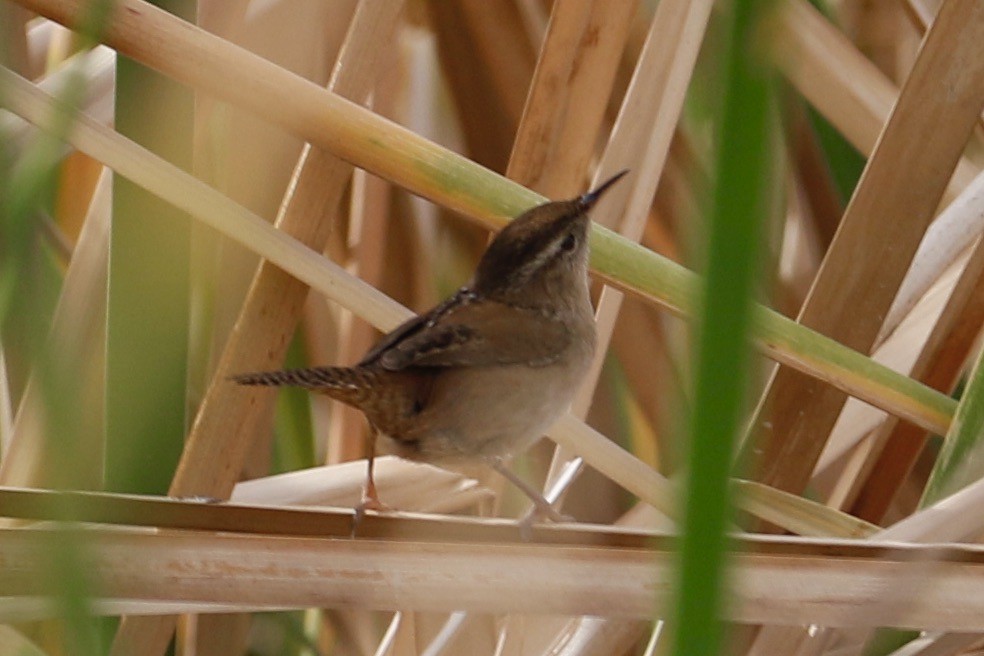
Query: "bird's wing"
374 298 571 371
358 289 470 366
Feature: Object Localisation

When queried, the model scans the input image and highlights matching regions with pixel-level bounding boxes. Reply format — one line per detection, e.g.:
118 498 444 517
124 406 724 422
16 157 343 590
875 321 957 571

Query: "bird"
233 171 627 526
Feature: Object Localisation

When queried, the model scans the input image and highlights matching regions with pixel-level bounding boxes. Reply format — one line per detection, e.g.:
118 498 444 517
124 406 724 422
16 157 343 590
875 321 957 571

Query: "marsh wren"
233 171 627 524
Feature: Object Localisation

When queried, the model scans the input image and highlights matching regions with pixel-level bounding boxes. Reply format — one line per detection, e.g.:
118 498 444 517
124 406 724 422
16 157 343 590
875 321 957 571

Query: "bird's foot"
485 456 575 540
517 500 574 541
350 490 393 537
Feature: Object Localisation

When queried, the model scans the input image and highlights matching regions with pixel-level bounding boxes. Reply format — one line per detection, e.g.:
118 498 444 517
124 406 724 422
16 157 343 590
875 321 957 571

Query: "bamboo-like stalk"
732 479 878 539
0 46 114 150
880 171 984 344
772 0 979 194
742 0 984 499
746 1 984 649
427 0 537 173
505 0 636 197
755 423 984 655
5 526 984 630
840 231 984 519
3 0 959 439
0 3 31 75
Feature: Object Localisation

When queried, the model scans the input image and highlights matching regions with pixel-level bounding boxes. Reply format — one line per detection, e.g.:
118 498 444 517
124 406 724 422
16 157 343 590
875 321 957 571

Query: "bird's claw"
350 494 393 537
517 502 574 541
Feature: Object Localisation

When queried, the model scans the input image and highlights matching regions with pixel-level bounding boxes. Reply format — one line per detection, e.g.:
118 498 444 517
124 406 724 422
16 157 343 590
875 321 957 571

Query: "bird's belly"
383 361 587 463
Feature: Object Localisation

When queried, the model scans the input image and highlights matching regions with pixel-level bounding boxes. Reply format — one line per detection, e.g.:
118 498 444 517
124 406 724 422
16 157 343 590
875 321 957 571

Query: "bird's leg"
517 457 582 534
361 440 385 511
352 425 391 535
487 457 573 536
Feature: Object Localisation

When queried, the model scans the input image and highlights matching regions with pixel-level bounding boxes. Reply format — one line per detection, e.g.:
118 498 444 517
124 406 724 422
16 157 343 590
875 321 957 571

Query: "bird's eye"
560 234 577 252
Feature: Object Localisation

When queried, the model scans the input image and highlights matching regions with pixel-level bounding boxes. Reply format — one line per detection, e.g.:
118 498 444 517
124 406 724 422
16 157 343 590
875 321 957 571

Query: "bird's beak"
578 169 629 210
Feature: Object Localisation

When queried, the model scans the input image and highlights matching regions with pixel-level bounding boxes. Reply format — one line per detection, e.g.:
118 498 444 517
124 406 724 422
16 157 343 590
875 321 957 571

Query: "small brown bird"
233 171 626 523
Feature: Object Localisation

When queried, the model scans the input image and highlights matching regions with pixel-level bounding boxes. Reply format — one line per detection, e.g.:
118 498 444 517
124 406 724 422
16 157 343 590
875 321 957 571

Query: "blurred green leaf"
670 0 776 655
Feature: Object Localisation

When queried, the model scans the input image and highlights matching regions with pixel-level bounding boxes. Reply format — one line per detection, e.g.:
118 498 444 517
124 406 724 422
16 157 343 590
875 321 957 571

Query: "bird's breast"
380 339 594 463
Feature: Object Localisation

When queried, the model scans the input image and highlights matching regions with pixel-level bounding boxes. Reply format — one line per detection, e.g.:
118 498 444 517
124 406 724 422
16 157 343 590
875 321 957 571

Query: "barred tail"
230 366 375 406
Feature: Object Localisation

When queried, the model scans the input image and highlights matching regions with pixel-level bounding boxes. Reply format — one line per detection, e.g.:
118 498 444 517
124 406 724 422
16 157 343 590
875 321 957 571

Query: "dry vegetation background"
2 0 984 654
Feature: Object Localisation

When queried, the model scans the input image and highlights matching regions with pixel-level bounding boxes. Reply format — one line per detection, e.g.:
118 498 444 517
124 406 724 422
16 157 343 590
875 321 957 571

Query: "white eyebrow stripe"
516 232 567 280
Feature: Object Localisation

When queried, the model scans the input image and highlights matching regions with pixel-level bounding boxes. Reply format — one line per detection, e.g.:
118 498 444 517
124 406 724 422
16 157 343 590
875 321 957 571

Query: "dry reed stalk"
901 0 984 142
0 3 31 75
773 0 979 199
841 238 984 519
880 172 984 343
743 0 984 499
427 0 537 173
746 1 984 649
771 0 897 156
385 612 419 656
787 104 844 252
5 527 984 630
1 47 114 155
505 0 636 197
733 479 878 539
